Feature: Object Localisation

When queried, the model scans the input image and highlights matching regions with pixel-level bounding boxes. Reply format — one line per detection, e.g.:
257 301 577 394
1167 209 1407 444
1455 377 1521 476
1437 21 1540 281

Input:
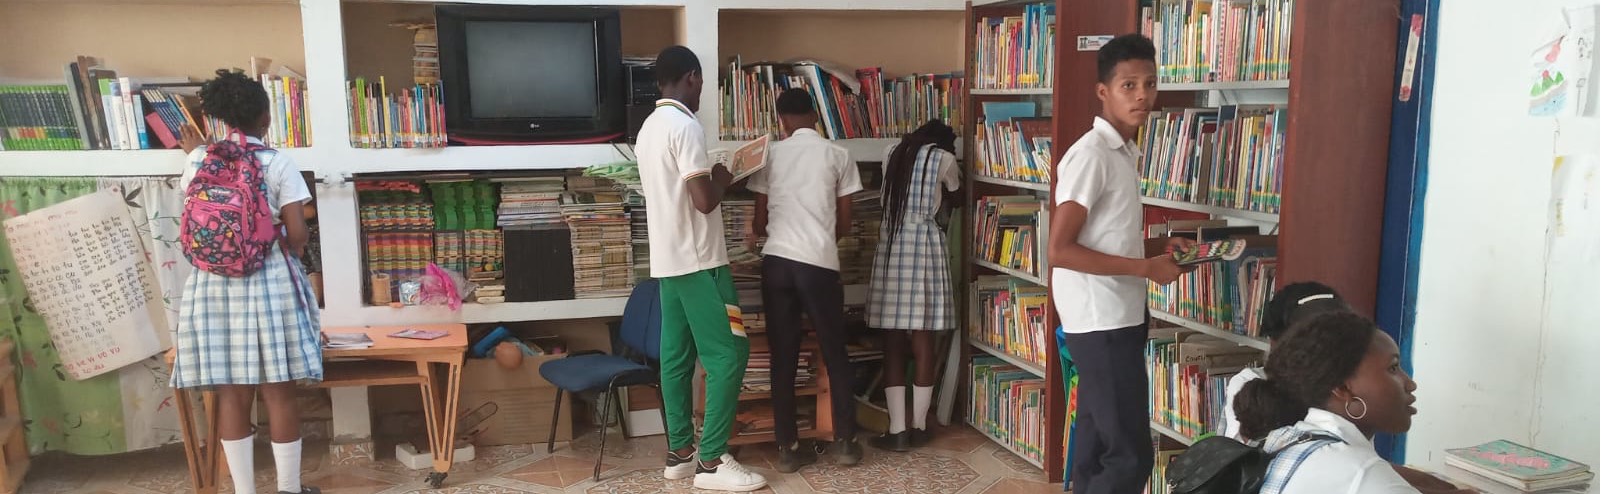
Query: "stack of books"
1146 329 1263 439
742 350 812 393
626 191 651 282
967 355 1045 464
1442 441 1593 494
495 178 567 229
347 77 446 148
972 2 1055 90
721 199 765 281
975 101 1051 185
561 180 633 298
1140 0 1293 84
0 85 83 150
1137 105 1286 214
838 190 883 285
719 59 963 141
972 275 1050 368
427 180 496 230
973 195 1045 277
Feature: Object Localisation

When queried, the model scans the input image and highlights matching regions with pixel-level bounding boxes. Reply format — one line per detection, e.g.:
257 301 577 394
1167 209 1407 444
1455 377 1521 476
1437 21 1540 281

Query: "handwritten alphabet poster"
3 189 169 380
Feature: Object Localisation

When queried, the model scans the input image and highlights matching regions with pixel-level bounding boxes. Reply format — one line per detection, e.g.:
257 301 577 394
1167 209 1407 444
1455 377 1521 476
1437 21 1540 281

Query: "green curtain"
0 178 128 454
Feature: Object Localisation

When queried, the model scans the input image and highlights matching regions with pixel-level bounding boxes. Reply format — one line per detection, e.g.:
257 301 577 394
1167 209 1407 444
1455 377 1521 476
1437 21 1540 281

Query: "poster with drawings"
1528 5 1597 117
2 189 169 380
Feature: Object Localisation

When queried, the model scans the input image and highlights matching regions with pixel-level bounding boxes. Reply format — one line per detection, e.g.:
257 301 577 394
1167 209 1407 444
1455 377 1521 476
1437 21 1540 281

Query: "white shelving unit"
969 87 1052 96
1158 80 1290 91
973 258 1044 286
1140 196 1280 223
967 338 1044 377
1149 308 1270 351
0 0 966 328
717 137 901 163
1150 421 1196 446
972 174 1049 192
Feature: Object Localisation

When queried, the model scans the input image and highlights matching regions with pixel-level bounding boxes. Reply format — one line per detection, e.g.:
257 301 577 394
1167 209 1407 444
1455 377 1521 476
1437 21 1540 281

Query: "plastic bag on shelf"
418 262 475 310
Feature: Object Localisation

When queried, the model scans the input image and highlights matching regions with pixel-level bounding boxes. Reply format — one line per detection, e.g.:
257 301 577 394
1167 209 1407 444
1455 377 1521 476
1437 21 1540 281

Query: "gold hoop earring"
1344 397 1369 420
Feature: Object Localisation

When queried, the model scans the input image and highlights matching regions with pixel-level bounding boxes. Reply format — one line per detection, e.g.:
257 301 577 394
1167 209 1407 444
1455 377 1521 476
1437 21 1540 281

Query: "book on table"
1442 440 1593 492
323 332 374 350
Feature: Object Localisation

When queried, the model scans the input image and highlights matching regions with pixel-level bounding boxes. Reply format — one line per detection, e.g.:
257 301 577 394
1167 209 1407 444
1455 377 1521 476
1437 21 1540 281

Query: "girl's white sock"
884 386 907 434
272 438 302 493
221 436 255 494
911 385 934 431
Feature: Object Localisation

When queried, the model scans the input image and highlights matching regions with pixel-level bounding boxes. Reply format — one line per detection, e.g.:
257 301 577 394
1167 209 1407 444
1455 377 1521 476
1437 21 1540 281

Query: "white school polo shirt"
634 99 728 278
1260 408 1420 494
746 128 864 271
1051 116 1146 334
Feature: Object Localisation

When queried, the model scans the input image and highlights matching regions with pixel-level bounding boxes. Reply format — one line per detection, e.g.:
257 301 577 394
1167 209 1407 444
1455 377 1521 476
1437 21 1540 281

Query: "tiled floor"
18 424 1065 494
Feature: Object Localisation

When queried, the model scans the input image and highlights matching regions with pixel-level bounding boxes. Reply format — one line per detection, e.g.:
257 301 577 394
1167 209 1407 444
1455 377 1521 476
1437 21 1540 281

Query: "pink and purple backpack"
181 134 279 277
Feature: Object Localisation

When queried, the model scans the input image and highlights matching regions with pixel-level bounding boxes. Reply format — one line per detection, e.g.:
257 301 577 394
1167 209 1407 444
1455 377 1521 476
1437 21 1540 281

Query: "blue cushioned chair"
539 279 665 481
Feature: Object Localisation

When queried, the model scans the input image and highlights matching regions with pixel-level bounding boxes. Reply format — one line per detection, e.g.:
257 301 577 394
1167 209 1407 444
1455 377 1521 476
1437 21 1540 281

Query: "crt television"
436 5 625 143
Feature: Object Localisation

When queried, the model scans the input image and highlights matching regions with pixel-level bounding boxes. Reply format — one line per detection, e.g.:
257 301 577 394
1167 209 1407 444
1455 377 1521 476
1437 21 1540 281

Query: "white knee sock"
912 385 933 431
884 386 907 434
272 438 303 493
221 436 255 494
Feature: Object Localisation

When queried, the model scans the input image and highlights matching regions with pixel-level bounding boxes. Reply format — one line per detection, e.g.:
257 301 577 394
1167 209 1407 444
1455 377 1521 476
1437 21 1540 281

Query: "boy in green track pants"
632 45 767 492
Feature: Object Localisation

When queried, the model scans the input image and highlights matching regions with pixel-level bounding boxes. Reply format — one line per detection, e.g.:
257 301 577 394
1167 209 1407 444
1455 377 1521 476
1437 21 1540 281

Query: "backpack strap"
1258 433 1342 494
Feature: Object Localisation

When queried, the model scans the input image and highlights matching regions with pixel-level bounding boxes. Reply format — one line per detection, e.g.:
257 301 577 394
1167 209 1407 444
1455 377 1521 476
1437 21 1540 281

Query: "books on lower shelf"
972 2 1055 90
722 199 765 281
742 350 813 393
972 276 1049 369
967 355 1045 464
1140 0 1293 84
1148 222 1276 337
1144 446 1187 494
973 195 1045 277
1443 440 1593 493
561 178 633 299
1146 328 1264 440
348 77 446 148
719 59 963 141
974 101 1052 185
495 177 567 229
839 190 883 285
1137 105 1286 215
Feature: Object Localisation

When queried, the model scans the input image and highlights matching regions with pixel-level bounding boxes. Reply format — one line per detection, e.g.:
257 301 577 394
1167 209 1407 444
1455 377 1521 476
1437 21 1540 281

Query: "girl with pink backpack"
170 69 322 494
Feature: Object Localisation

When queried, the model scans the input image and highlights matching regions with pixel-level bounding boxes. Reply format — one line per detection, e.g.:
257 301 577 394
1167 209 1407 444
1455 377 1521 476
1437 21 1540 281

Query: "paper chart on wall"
2 189 170 380
1528 5 1597 117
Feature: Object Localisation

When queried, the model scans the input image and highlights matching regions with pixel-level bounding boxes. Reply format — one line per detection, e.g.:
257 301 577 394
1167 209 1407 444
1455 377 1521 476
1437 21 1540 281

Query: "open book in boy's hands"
725 134 769 183
1171 239 1247 266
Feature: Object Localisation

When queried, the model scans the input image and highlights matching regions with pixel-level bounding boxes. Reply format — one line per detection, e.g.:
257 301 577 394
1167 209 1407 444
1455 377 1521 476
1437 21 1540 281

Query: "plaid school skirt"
170 243 324 388
865 219 956 331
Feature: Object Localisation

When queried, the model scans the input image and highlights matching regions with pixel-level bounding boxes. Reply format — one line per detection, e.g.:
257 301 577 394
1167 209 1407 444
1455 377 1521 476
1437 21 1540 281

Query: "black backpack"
1165 432 1341 494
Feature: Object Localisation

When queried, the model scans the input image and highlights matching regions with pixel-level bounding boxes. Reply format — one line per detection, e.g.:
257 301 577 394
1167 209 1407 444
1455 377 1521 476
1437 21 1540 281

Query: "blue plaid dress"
170 147 323 389
866 146 955 331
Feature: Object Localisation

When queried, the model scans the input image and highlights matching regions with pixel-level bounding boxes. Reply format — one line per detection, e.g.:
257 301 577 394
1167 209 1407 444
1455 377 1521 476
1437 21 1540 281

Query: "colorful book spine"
1143 0 1293 83
347 78 446 148
1137 105 1285 214
973 195 1044 276
967 355 1046 464
973 2 1055 90
973 275 1049 369
0 85 85 151
718 61 963 141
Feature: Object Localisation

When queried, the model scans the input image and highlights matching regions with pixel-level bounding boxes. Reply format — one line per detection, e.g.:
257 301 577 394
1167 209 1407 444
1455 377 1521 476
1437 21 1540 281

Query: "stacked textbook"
1441 440 1592 494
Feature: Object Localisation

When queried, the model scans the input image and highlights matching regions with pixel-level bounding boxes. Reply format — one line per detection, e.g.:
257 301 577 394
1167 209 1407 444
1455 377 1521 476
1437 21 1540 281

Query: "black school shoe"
867 432 910 452
775 441 818 473
278 487 320 494
907 428 933 447
832 438 863 466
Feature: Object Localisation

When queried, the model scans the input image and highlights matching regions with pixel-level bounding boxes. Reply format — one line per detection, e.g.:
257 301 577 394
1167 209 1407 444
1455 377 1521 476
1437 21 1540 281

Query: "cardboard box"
458 354 573 446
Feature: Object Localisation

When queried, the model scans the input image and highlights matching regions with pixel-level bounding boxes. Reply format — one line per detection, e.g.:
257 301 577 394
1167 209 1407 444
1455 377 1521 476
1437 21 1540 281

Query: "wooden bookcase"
695 335 835 447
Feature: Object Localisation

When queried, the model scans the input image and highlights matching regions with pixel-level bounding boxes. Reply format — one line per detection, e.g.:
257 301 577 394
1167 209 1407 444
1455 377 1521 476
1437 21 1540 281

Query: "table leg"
174 386 221 494
415 361 442 467
434 361 463 473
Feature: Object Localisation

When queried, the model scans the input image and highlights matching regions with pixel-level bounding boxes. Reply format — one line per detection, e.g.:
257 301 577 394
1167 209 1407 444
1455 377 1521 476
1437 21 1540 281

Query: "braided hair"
880 120 957 246
199 69 269 134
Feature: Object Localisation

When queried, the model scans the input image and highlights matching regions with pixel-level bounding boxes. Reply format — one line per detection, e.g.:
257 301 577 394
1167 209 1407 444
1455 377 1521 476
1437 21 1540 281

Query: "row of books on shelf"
742 351 813 394
1146 327 1264 440
973 195 1045 277
1 56 309 151
967 355 1046 464
1140 0 1293 84
1146 221 1276 337
348 77 447 149
974 101 1052 185
973 2 1055 90
1146 446 1186 494
1138 105 1285 214
972 276 1049 369
719 59 963 141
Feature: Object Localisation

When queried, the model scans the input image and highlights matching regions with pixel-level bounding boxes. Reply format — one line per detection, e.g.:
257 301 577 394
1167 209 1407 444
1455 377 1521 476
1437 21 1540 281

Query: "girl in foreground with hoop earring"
1233 312 1473 493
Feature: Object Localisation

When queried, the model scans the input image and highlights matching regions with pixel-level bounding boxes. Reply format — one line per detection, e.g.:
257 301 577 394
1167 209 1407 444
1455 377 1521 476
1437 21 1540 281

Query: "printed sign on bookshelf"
3 189 169 380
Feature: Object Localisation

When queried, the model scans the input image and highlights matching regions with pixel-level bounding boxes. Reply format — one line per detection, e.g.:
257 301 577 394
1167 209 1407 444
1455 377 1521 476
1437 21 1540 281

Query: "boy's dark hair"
199 69 269 131
1233 312 1378 440
655 45 702 87
775 88 816 116
1097 33 1158 82
1259 282 1352 340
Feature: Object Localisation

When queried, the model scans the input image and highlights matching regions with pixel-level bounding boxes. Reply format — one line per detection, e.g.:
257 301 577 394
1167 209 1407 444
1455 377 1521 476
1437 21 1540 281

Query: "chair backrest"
619 279 662 362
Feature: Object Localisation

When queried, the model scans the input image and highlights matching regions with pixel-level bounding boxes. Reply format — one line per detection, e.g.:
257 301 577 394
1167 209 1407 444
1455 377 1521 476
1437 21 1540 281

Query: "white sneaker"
664 450 697 480
693 454 768 492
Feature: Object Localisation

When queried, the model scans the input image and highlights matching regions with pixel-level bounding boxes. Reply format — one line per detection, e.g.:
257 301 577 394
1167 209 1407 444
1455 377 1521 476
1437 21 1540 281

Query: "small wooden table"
170 324 469 491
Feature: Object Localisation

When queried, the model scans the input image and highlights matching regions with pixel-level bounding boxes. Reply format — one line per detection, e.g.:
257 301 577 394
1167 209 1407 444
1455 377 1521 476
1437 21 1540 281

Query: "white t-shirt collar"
655 98 695 120
1091 116 1143 161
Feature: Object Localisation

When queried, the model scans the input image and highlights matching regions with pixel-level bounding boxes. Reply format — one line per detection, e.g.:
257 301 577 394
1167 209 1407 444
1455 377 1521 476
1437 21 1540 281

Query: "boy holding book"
747 88 865 471
634 45 767 492
1045 34 1191 494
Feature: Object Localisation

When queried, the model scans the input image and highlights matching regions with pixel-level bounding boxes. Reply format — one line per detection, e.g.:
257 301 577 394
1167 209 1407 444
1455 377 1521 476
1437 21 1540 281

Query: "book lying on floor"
323 332 374 350
1443 440 1593 492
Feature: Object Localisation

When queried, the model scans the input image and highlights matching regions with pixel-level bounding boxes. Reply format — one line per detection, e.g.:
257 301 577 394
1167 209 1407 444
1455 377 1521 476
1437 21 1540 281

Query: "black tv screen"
465 21 599 119
437 6 624 143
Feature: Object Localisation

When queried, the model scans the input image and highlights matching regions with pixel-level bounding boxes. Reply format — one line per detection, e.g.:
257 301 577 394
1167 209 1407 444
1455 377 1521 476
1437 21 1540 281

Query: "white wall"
1407 0 1600 476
